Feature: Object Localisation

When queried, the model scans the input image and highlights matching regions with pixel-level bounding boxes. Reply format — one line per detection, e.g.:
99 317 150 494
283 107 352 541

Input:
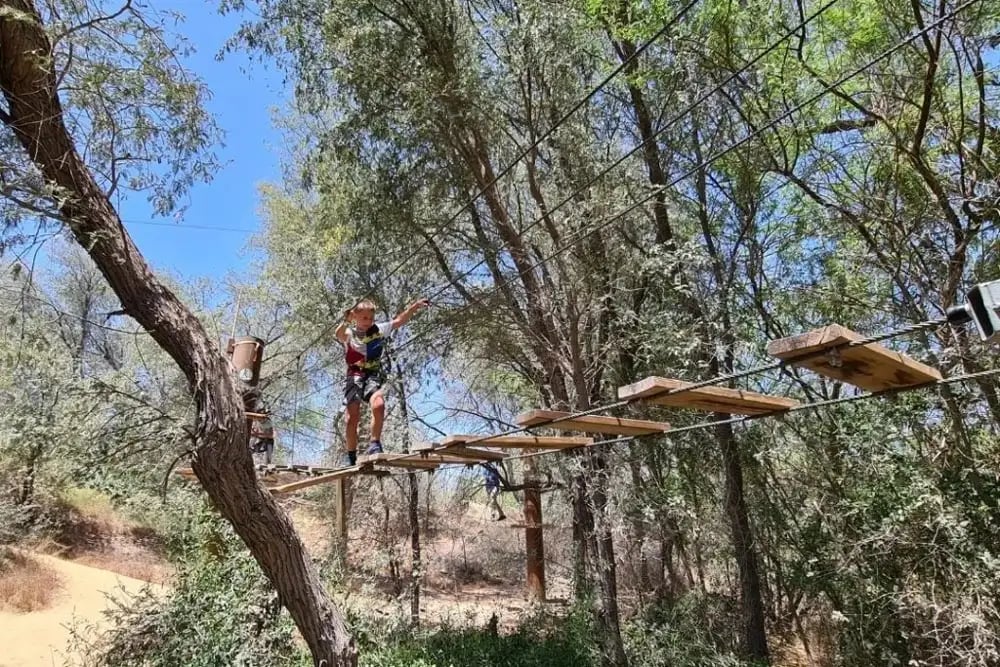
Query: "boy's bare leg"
369 390 385 443
345 401 360 454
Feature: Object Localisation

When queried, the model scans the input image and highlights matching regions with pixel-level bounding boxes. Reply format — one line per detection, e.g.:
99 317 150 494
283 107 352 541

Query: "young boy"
335 298 429 466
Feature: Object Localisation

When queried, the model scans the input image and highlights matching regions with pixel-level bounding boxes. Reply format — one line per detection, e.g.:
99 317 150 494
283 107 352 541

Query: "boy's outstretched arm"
392 298 430 330
334 309 352 343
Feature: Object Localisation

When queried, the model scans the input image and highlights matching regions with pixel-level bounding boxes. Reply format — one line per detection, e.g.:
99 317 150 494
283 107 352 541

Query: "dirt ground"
0 553 161 667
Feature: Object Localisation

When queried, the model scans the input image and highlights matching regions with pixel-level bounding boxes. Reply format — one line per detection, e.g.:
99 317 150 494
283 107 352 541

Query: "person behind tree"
482 462 506 521
335 298 429 466
250 413 275 465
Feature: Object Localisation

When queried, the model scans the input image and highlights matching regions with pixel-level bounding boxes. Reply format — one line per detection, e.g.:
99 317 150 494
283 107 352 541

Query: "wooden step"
618 377 798 415
270 466 369 494
358 453 440 469
419 443 506 461
766 324 942 392
441 434 592 449
413 441 505 462
516 409 671 436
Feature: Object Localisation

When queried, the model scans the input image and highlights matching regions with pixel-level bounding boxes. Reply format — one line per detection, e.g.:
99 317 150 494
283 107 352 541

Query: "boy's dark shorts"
344 372 385 406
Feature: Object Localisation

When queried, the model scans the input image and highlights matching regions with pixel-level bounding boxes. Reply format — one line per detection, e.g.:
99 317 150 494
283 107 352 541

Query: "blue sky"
118 1 284 281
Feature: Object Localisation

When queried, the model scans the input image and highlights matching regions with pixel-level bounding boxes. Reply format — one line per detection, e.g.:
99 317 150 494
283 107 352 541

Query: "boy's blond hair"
353 299 377 313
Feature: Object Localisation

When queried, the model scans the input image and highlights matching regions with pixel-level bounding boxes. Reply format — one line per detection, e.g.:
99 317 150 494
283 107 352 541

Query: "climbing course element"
441 434 593 449
618 377 799 415
412 441 505 462
357 453 441 470
269 466 389 494
766 324 942 392
516 409 671 436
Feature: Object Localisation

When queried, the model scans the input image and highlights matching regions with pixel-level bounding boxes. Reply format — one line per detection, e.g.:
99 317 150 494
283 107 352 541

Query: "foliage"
355 608 597 667
76 504 305 667
622 592 748 667
0 0 220 241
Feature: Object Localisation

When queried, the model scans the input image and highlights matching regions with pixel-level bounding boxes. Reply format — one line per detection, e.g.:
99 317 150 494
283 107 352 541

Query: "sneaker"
342 450 357 467
365 440 384 455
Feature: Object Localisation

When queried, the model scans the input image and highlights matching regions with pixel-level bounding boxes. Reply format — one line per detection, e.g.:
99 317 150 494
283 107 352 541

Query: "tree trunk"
586 450 629 667
0 4 356 664
408 472 421 627
395 374 422 626
571 467 593 599
717 420 770 663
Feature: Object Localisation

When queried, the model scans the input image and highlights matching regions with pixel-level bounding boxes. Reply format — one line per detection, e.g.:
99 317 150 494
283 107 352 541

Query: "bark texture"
0 3 356 664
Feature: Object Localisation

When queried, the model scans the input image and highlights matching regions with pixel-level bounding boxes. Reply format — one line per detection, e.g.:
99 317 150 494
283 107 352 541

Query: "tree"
0 1 356 663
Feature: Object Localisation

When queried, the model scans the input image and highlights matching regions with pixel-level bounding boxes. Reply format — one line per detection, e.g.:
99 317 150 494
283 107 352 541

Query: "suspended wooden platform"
766 324 942 392
411 442 503 464
176 465 347 491
516 409 671 436
442 434 593 449
358 453 441 469
618 377 799 415
270 466 367 494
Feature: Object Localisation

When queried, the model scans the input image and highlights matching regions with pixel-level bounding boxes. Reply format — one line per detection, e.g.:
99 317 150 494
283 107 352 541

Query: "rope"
392 0 974 359
265 0 844 393
290 354 302 465
496 366 1000 465
267 0 978 451
266 1 702 376
385 313 953 465
259 366 1000 489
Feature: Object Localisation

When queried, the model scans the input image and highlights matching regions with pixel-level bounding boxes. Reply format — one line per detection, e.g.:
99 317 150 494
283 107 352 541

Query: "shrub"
75 507 306 667
622 592 747 667
0 548 64 612
357 608 597 667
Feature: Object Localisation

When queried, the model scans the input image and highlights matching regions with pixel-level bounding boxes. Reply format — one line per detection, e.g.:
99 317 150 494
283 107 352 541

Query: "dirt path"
0 553 161 667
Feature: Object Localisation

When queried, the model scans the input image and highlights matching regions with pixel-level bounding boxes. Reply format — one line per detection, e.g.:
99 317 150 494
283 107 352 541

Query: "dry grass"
60 487 118 524
73 546 172 585
0 549 64 612
30 488 176 585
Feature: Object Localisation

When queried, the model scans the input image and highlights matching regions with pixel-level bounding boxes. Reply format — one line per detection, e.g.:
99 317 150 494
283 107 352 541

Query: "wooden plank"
618 377 799 415
421 453 492 465
766 324 942 392
358 453 440 469
271 466 363 494
441 445 506 461
516 409 671 436
441 434 592 449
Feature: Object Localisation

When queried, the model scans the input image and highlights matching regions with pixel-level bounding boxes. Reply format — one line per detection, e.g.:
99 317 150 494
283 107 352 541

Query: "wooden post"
524 456 546 601
333 479 349 566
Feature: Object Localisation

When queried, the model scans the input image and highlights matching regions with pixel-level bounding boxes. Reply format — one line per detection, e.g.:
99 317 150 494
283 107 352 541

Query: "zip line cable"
390 0 977 361
386 0 846 345
266 0 704 376
371 366 1000 479
266 0 848 405
410 0 842 304
279 0 842 379
254 366 1000 481
264 0 979 455
349 0 702 299
496 366 1000 466
385 314 953 465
